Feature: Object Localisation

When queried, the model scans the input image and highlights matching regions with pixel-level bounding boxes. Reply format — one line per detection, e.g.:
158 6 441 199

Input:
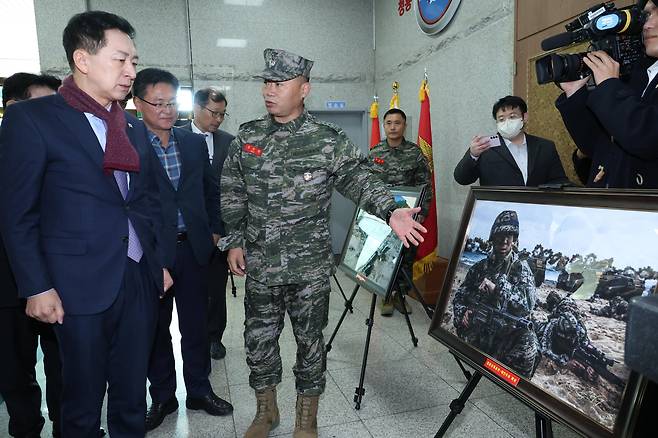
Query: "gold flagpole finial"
392 81 399 93
424 68 428 82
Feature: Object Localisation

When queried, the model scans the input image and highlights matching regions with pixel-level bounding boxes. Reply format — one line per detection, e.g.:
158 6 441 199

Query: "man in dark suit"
556 0 658 189
454 95 569 187
182 87 234 360
0 11 172 437
132 69 233 431
0 73 64 438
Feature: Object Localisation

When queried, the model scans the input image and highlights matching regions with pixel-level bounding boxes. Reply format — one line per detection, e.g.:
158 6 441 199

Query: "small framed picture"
338 186 425 299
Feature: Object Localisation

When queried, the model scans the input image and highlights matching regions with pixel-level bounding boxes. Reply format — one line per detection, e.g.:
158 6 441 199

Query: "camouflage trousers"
244 275 330 396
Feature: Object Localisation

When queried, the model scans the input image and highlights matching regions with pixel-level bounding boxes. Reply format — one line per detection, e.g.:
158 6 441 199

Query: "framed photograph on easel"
429 187 655 438
338 186 424 300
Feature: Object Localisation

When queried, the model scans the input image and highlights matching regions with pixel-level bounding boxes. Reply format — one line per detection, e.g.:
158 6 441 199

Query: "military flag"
413 77 439 280
369 97 381 149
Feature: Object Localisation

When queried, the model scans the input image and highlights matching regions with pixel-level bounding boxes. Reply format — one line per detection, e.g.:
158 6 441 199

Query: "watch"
384 206 396 225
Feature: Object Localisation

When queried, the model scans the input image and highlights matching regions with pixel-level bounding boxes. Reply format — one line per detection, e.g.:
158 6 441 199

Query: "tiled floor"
0 272 583 437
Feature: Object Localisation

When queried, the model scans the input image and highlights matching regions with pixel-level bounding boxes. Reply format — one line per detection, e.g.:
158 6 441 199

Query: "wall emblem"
415 0 462 35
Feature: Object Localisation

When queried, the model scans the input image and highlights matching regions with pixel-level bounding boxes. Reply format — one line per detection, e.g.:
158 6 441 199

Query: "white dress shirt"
643 60 658 97
84 112 130 185
191 120 214 161
85 112 108 151
503 134 528 184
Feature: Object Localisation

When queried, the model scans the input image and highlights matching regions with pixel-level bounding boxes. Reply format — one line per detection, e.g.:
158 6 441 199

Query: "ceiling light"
216 38 248 48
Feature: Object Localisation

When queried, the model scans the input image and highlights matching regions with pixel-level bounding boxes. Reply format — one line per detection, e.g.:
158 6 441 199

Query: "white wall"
0 0 41 76
33 0 375 135
373 0 515 257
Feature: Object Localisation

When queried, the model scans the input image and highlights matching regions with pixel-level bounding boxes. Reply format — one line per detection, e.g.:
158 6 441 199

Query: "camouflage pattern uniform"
537 293 623 386
452 211 539 378
536 296 588 365
368 139 431 293
220 50 398 396
368 138 431 214
591 296 629 321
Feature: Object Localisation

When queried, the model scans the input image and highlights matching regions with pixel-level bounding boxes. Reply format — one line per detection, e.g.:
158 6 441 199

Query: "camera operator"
556 0 658 189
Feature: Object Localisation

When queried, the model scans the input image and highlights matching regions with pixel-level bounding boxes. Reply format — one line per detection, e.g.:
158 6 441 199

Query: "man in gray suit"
182 87 234 360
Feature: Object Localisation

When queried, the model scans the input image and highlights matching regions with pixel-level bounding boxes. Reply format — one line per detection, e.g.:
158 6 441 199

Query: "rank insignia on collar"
243 143 263 157
303 172 313 182
374 157 385 165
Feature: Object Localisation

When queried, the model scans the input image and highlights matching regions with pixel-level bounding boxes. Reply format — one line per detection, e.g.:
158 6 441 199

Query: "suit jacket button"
122 236 129 243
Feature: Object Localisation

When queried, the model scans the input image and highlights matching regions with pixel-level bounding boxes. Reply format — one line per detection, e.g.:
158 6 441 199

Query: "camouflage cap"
489 210 519 241
254 48 314 82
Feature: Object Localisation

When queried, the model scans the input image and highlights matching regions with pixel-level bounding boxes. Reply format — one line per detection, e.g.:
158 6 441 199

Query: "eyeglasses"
137 96 177 111
203 106 229 119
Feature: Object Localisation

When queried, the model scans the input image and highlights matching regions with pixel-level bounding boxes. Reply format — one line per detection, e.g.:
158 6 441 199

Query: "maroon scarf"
59 75 140 174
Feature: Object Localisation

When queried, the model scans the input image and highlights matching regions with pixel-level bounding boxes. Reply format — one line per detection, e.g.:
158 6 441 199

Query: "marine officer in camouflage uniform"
537 292 588 366
369 108 431 315
452 210 539 378
220 48 427 438
591 296 629 321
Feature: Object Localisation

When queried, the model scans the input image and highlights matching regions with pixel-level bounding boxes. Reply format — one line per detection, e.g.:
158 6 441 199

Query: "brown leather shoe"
244 387 279 438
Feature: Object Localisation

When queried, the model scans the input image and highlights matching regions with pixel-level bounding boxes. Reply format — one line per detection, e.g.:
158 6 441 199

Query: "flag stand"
369 95 381 149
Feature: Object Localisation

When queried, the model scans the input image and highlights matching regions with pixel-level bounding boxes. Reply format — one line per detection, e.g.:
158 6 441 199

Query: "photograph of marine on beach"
340 192 418 297
439 199 658 431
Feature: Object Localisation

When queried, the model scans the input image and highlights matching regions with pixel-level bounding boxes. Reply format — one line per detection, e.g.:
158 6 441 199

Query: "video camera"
536 2 646 85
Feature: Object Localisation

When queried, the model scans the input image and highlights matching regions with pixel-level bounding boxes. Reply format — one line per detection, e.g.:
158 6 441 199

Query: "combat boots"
293 394 319 438
244 387 279 438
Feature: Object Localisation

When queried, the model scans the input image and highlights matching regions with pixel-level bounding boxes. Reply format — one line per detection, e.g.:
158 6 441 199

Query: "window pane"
0 0 40 77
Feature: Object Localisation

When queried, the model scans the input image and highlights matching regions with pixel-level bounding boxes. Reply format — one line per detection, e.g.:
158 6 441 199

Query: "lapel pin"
128 123 133 128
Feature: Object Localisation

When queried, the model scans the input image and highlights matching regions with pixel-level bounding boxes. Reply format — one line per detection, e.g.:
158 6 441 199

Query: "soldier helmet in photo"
489 210 519 241
556 314 579 341
254 48 314 82
546 291 562 311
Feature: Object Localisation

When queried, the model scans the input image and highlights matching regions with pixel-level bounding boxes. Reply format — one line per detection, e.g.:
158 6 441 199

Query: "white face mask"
496 118 524 140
